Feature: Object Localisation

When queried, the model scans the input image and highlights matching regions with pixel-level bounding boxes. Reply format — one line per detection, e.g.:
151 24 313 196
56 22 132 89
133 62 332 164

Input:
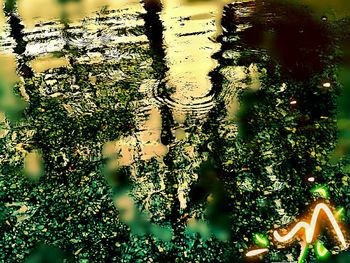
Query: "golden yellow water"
18 0 143 29
161 0 232 115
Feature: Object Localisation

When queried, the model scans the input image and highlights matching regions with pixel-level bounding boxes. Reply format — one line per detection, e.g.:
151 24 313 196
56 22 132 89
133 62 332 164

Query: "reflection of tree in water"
196 1 350 262
1 0 350 262
1 1 155 261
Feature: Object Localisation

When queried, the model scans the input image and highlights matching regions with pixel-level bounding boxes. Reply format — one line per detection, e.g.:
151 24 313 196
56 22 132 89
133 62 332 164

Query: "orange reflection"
273 202 348 248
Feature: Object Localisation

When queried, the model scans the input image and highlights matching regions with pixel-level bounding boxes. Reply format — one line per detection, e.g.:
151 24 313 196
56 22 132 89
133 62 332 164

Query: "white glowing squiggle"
273 203 348 248
245 248 269 257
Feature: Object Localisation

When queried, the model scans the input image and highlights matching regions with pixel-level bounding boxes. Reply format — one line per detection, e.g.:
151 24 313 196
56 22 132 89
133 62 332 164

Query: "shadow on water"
4 0 33 77
141 0 175 146
141 0 181 248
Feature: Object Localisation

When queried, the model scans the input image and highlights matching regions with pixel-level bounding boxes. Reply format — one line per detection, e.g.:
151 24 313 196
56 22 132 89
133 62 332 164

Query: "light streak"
253 233 269 247
315 240 330 259
273 203 347 249
310 185 330 199
298 241 309 263
335 207 345 219
245 248 269 257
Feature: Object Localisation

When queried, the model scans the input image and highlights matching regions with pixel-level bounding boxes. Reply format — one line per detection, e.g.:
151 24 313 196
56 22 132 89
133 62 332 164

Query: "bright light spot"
290 100 297 105
308 177 315 182
246 248 269 257
323 82 331 88
273 203 348 249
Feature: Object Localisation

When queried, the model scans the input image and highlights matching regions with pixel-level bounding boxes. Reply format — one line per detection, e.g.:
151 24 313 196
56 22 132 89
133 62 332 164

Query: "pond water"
1 0 350 262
